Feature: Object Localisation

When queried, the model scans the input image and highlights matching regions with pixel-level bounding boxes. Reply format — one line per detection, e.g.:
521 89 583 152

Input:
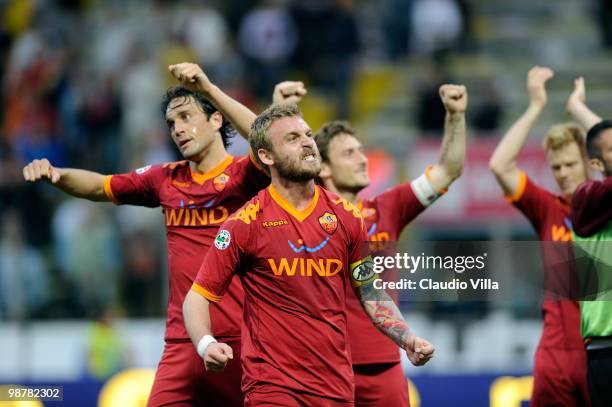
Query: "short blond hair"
542 122 585 152
249 104 302 169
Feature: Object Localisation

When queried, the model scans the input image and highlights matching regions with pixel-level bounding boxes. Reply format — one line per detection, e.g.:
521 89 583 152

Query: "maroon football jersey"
104 154 268 340
192 185 369 401
508 171 583 350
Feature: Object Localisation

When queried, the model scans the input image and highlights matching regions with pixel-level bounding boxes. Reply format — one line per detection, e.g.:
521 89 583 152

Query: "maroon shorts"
353 362 409 407
531 347 590 407
244 383 354 407
147 336 242 407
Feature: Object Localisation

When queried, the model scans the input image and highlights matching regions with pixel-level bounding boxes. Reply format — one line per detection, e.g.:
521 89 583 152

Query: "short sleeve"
572 178 612 237
104 164 162 207
507 171 554 233
345 211 377 288
191 216 250 302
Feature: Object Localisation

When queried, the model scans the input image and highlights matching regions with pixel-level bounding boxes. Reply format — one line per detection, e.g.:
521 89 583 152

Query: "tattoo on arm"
356 283 410 348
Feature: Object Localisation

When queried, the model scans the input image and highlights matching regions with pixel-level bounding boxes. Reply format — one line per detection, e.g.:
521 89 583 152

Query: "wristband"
197 335 217 358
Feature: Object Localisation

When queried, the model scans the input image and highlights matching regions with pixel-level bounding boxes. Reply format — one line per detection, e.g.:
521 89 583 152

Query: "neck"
322 180 360 205
271 177 316 210
191 139 228 173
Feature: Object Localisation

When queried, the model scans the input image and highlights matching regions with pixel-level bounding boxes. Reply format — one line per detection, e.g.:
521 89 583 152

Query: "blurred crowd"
2 0 609 322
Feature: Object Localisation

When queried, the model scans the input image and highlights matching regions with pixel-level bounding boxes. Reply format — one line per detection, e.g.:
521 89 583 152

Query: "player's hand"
23 158 61 183
203 342 233 372
439 84 467 114
168 63 214 95
404 334 435 366
273 81 307 105
527 66 554 108
566 77 586 114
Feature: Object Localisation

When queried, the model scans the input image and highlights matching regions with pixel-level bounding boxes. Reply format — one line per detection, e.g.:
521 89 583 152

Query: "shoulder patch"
332 197 362 219
232 201 261 225
214 229 231 250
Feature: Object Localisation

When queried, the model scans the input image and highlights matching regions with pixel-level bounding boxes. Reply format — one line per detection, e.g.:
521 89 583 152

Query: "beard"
274 153 321 182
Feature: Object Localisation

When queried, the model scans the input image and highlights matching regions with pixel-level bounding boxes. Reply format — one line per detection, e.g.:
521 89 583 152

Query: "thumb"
219 343 233 359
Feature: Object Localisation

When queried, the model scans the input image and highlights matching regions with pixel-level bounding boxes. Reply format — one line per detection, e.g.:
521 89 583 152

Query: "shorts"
244 383 353 407
531 347 590 407
147 336 242 407
353 362 409 407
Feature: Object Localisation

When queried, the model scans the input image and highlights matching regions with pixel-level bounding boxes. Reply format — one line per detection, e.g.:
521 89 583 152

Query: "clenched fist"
23 158 61 183
169 63 214 95
273 81 308 105
439 84 468 114
404 334 435 366
203 342 234 372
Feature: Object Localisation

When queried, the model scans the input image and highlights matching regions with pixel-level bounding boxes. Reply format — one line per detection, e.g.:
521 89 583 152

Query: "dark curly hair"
161 86 235 148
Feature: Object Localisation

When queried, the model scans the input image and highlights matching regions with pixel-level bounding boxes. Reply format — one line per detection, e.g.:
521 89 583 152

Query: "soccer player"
301 84 466 407
22 63 268 406
489 67 598 406
183 104 435 406
571 119 612 407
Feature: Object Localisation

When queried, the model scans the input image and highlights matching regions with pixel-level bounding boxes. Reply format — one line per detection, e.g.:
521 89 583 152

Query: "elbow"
488 158 503 175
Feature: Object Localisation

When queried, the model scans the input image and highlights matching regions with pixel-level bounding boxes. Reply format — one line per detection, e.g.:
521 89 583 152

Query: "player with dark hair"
183 103 434 406
23 63 268 407
300 84 466 406
572 117 612 407
489 67 599 406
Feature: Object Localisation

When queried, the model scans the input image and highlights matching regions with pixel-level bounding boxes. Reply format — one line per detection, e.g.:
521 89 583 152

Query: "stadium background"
1 0 612 405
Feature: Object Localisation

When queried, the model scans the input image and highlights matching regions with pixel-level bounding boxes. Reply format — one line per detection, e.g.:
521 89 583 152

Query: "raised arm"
426 84 467 192
489 66 553 196
183 290 233 372
23 158 109 201
351 259 434 366
169 63 256 139
566 77 603 131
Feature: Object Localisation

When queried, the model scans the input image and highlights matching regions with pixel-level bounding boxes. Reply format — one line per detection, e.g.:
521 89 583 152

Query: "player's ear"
258 148 274 166
589 157 605 174
209 111 223 131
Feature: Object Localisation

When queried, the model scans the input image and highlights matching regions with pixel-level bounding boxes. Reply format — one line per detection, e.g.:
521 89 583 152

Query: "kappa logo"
262 219 289 228
214 229 231 250
213 173 230 192
318 212 338 235
172 180 190 188
351 258 375 282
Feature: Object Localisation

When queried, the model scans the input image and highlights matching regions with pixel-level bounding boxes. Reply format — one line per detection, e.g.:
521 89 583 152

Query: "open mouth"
302 152 317 161
179 139 192 148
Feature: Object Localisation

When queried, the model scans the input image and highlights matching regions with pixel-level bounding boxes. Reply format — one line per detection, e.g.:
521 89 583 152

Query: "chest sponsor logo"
268 258 343 277
262 219 289 228
214 229 231 250
318 212 338 235
551 224 572 242
164 205 229 227
213 173 230 192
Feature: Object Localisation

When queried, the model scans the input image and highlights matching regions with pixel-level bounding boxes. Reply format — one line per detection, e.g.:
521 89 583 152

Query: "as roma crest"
213 173 230 192
318 211 338 235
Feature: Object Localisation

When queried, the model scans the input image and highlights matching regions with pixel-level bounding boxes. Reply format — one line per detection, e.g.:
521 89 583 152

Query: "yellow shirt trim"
269 184 319 222
192 283 222 303
505 171 527 203
104 175 120 205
